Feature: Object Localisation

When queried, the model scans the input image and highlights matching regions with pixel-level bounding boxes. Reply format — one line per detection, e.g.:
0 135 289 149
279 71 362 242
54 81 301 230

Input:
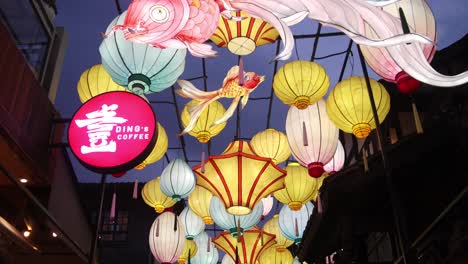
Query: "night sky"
53 0 468 183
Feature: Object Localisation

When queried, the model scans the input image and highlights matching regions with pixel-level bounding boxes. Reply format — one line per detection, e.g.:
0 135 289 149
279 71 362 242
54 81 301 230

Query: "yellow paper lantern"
213 227 276 264
311 174 328 201
262 214 294 252
210 10 279 56
273 61 330 110
178 239 198 264
259 247 293 264
181 100 227 143
326 76 391 139
77 64 128 103
251 128 291 164
274 163 317 211
135 123 168 170
194 140 286 216
142 177 176 213
188 186 214 225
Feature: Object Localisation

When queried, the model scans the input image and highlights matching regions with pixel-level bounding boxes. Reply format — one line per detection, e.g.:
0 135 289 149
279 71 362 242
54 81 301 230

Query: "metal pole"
88 174 107 264
357 45 409 264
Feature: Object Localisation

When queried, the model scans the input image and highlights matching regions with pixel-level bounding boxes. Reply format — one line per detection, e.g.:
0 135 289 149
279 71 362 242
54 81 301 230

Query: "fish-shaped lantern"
103 0 240 58
176 65 264 135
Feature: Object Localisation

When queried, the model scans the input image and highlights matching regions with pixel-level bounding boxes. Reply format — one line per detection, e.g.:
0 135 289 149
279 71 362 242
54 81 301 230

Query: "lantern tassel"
201 150 206 173
412 101 424 134
294 218 299 237
235 246 239 264
174 214 178 231
236 218 241 243
207 237 211 252
363 149 369 172
155 219 160 237
317 192 323 214
389 128 399 144
132 178 139 199
302 122 308 146
110 191 117 221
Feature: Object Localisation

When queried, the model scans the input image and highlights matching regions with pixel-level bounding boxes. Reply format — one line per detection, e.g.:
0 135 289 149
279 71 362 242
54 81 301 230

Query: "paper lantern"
194 140 286 216
278 202 314 244
77 64 128 103
326 76 391 139
160 158 196 201
99 11 186 95
135 122 168 170
188 186 214 225
142 177 176 213
259 247 293 264
360 0 436 93
213 227 276 264
311 174 327 202
178 239 198 264
251 128 291 164
286 100 339 177
149 212 186 264
210 10 279 56
274 163 317 210
179 207 205 240
273 61 329 110
261 195 274 219
221 254 236 264
262 214 294 252
181 100 227 143
192 232 219 264
324 140 345 175
210 196 263 237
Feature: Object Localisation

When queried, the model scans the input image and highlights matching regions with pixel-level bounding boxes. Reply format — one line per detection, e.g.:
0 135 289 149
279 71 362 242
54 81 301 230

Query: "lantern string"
302 122 309 146
132 178 138 200
235 246 239 264
188 248 191 264
238 56 244 86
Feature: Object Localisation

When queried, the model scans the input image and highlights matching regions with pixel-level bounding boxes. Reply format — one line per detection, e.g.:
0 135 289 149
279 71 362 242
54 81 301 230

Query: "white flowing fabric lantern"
180 207 205 240
149 212 186 264
210 196 263 237
192 232 219 264
261 195 274 219
286 100 339 178
160 158 196 201
221 254 236 264
278 202 314 244
324 140 345 175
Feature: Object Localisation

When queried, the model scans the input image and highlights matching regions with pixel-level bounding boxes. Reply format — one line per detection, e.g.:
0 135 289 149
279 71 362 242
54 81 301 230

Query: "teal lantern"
278 201 314 244
99 11 187 95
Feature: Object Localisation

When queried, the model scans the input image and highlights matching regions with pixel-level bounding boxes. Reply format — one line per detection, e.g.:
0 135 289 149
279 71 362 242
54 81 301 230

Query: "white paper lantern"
221 254 236 264
180 207 205 239
192 232 219 264
149 212 186 263
286 100 339 178
278 202 314 244
324 140 345 174
160 158 196 201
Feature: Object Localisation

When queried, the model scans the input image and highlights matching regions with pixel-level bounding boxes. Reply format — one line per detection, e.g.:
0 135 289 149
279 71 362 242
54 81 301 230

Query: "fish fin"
157 39 187 49
176 80 218 100
364 0 400 7
241 93 250 110
101 24 127 38
179 96 220 136
185 41 217 58
221 11 246 21
282 11 309 26
211 93 241 127
223 66 241 86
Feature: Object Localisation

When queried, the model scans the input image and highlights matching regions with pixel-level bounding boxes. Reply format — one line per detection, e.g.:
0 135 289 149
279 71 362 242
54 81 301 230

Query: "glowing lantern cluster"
262 214 294 252
259 247 294 264
142 177 176 213
278 202 314 244
135 122 168 170
160 158 196 202
324 141 345 175
274 163 317 210
181 100 227 143
213 227 276 264
77 64 128 103
210 196 263 237
192 232 219 264
251 128 291 164
179 207 205 240
273 61 329 110
360 0 436 93
286 100 339 177
326 76 391 139
210 10 279 56
99 12 186 95
194 140 286 216
188 186 214 225
149 212 185 264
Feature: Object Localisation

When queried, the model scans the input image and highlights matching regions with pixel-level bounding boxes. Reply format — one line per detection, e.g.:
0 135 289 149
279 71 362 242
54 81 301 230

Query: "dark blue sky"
53 0 467 183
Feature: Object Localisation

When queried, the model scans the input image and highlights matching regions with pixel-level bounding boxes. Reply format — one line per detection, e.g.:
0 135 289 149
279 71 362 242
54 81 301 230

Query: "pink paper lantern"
324 140 345 175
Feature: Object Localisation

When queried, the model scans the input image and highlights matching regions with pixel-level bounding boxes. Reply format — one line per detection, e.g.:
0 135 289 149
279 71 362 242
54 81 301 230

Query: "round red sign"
68 92 157 174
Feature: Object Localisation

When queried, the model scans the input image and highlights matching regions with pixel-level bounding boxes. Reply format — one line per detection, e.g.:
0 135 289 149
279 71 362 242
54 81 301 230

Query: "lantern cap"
227 37 256 56
275 246 287 252
228 227 244 238
202 216 214 225
128 73 151 95
352 123 372 138
227 205 252 216
134 161 147 170
288 202 303 211
154 205 165 213
172 195 182 202
396 71 421 94
293 96 311 110
307 162 324 178
196 131 211 143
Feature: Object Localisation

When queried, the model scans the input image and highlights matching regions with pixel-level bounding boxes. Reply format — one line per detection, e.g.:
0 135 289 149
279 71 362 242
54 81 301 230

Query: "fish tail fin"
185 42 218 58
176 80 219 100
101 24 127 38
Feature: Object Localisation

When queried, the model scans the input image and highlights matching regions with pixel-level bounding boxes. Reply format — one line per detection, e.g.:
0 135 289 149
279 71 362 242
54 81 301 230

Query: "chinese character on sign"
74 104 127 154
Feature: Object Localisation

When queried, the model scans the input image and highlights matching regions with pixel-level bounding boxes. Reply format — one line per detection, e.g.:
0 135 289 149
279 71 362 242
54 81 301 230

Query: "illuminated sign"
68 92 157 174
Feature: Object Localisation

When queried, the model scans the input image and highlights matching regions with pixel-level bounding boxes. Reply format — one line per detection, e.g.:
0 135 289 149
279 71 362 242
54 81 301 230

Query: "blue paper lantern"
160 158 196 201
99 11 186 95
209 196 263 237
278 201 314 244
192 232 219 264
180 207 205 240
